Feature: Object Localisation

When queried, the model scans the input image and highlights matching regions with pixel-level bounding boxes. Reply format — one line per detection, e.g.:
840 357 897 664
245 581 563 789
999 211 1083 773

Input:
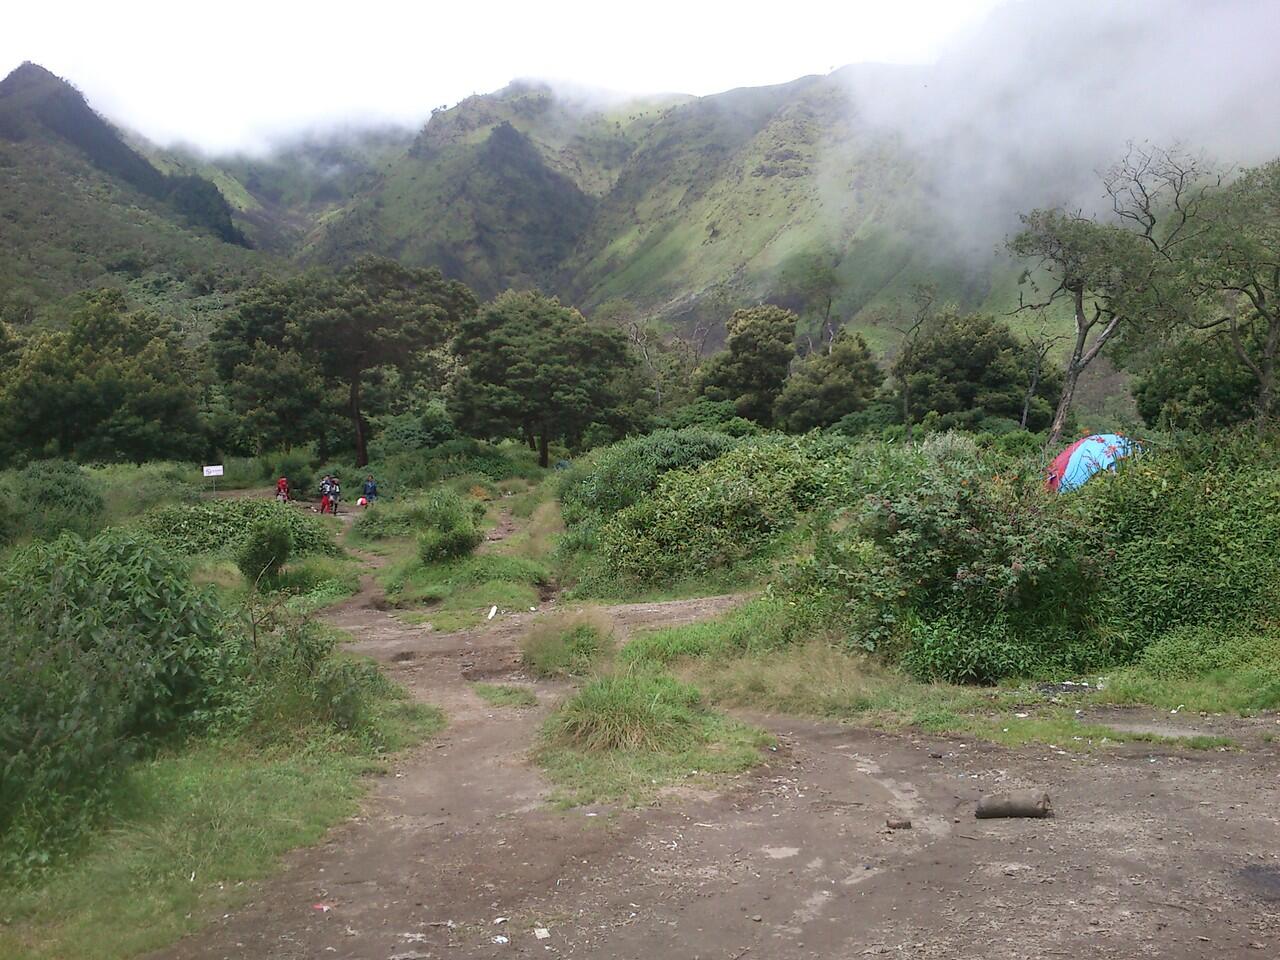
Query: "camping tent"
1045 433 1139 493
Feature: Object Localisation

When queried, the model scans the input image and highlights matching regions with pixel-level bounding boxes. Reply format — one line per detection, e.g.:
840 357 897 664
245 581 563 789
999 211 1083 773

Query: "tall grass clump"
412 488 484 562
546 672 704 751
521 611 612 677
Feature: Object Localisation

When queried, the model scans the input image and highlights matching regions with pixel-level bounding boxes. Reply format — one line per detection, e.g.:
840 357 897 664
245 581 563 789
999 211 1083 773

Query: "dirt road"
152 570 1280 960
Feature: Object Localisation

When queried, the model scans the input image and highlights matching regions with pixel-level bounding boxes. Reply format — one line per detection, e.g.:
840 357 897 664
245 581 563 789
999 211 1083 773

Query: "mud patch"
1240 864 1280 902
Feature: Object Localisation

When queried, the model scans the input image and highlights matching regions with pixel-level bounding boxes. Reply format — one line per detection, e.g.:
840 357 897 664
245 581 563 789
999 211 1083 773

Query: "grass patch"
673 635 1237 752
0 695 442 960
473 683 538 708
381 552 551 630
1094 626 1280 714
522 610 613 678
537 670 769 805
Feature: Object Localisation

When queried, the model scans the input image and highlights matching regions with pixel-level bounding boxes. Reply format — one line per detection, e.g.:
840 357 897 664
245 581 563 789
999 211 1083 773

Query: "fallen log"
975 790 1053 819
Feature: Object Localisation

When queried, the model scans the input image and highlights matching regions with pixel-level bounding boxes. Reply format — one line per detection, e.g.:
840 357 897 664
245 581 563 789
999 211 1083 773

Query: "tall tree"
230 344 329 453
891 311 1062 431
0 289 202 461
451 290 635 466
1183 159 1280 431
773 329 882 432
218 258 476 465
1010 145 1208 447
697 305 798 424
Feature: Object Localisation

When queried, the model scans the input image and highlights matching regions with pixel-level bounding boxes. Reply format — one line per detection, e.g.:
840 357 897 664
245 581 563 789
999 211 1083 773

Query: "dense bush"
402 488 484 563
596 439 828 583
659 398 760 436
558 428 736 525
138 500 337 556
0 528 399 871
1077 435 1280 642
0 460 105 542
791 436 1106 681
0 532 225 860
236 514 294 585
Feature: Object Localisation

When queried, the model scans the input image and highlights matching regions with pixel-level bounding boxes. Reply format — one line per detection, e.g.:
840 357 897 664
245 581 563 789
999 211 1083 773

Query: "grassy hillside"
0 63 264 330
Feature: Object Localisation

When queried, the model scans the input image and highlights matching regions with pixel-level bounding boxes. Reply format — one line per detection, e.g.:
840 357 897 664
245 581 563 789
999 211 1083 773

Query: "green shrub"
522 614 610 677
0 532 226 862
558 428 736 525
545 671 704 751
138 500 337 557
2 460 105 541
1079 436 1280 642
418 523 483 563
596 439 823 583
236 515 294 585
267 451 314 500
378 487 488 562
659 398 760 437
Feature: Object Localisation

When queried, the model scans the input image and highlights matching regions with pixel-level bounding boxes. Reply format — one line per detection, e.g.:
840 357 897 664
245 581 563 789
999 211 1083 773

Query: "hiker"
361 473 378 506
275 475 290 502
318 474 333 514
328 475 342 515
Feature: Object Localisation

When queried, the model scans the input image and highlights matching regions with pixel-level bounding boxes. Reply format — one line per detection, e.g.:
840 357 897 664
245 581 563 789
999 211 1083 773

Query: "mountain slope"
301 71 995 336
0 63 263 327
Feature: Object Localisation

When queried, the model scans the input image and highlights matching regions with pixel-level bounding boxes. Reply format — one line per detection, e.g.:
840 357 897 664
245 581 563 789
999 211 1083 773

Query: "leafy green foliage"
1132 334 1258 430
558 428 736 525
402 488 484 563
138 500 336 557
1078 434 1280 642
235 515 293 585
0 532 224 864
697 305 797 423
0 459 105 542
891 312 1060 431
596 438 823 583
659 398 760 436
0 290 203 462
451 290 636 465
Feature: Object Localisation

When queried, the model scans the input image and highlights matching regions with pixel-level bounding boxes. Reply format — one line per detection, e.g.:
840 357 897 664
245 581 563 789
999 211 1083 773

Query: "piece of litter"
585 812 598 817
189 871 196 882
530 606 537 611
312 903 334 912
487 605 497 620
494 917 509 924
535 928 550 940
492 935 509 944
1014 712 1029 719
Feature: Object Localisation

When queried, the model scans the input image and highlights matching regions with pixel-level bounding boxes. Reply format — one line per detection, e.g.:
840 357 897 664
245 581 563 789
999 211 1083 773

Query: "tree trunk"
523 421 537 451
1046 364 1080 450
538 429 549 468
1020 364 1041 429
901 381 913 443
350 378 368 467
1258 360 1276 437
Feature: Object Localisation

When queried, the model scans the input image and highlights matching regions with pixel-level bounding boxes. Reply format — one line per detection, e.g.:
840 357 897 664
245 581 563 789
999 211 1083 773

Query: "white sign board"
202 464 225 478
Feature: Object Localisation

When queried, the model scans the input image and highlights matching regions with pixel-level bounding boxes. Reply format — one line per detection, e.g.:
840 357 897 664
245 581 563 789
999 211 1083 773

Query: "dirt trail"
152 569 1280 960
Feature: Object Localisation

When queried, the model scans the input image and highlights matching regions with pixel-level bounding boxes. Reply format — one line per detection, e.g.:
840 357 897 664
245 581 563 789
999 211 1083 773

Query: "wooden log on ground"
975 790 1053 819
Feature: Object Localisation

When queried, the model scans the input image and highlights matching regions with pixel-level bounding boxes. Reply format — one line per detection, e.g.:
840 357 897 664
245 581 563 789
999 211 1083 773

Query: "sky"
1 0 1007 153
